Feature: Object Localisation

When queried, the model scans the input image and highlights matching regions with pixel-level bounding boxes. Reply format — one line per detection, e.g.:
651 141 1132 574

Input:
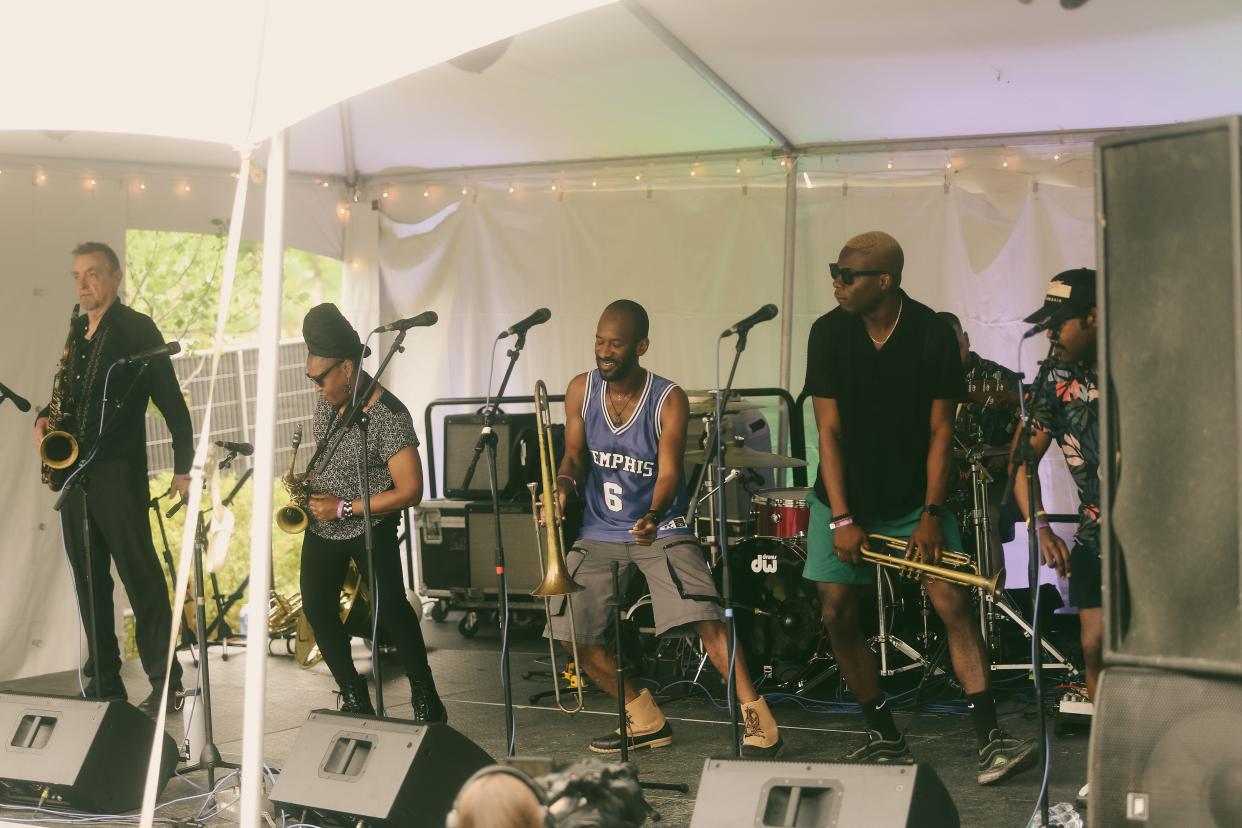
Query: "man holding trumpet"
804 231 1035 783
546 299 784 758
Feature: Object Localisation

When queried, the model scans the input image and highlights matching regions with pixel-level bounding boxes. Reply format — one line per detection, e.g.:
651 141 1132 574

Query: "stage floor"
1 611 1089 827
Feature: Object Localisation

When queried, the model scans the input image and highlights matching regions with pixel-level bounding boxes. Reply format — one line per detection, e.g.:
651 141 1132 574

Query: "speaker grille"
1090 667 1242 827
1100 119 1242 669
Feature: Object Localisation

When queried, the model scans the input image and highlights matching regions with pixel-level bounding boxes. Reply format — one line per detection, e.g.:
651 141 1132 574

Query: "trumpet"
863 534 1004 598
527 379 587 714
276 426 310 534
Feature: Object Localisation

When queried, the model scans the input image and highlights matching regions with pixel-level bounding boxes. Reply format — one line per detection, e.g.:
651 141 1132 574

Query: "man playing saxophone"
32 242 193 717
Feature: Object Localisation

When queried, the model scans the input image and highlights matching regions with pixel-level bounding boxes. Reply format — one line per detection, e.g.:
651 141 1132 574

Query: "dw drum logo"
750 553 779 574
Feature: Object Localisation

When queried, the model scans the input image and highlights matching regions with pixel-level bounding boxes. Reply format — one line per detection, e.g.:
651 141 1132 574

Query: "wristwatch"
923 503 944 518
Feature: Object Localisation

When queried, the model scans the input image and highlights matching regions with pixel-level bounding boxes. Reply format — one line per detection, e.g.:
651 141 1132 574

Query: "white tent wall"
0 160 342 680
371 148 1094 592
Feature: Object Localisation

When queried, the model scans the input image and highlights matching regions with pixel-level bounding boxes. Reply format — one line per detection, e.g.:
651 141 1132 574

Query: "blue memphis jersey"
579 368 692 542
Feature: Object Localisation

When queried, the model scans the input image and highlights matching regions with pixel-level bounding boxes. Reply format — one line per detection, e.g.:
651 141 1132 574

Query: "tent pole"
340 100 358 187
623 0 795 155
777 154 799 464
239 128 288 828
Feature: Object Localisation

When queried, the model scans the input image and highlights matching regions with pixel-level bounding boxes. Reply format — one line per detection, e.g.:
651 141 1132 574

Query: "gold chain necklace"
869 298 904 346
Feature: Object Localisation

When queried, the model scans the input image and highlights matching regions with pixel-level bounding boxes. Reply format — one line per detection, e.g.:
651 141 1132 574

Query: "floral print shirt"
1028 361 1100 554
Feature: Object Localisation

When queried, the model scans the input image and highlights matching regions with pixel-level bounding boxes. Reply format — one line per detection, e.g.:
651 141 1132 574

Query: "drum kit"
628 389 1079 695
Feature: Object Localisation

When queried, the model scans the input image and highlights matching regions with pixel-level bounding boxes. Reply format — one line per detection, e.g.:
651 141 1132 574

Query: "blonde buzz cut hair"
843 230 904 284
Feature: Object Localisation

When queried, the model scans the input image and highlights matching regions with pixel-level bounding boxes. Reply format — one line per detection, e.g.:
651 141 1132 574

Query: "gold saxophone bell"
863 533 1005 597
528 380 587 714
276 425 310 534
40 430 79 470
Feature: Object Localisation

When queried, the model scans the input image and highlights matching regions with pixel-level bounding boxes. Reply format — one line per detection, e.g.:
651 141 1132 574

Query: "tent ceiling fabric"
4 0 1241 178
0 0 613 146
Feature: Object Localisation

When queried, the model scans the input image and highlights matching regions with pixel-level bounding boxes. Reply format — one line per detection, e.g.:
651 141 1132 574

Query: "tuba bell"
527 379 587 713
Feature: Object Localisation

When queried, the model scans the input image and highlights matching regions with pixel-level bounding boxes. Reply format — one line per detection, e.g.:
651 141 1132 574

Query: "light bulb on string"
1002 159 1009 168
591 179 597 188
634 174 642 181
1054 153 1062 161
461 187 468 195
381 190 390 199
423 188 430 198
508 184 515 194
887 160 893 169
320 180 330 188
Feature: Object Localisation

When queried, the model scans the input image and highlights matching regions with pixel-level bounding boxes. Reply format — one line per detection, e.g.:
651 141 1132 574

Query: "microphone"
498 307 551 339
116 342 181 365
722 304 778 338
1021 323 1048 340
0 381 31 412
215 440 254 456
375 311 438 333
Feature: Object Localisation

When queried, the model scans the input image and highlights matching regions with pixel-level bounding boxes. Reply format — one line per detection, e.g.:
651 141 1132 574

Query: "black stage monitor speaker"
270 710 494 827
688 758 958 828
0 692 178 813
443 412 537 500
1089 666 1242 827
1098 116 1242 673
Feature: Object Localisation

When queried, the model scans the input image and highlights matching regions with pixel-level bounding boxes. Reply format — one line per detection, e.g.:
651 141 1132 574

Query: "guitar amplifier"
442 412 537 499
415 499 544 596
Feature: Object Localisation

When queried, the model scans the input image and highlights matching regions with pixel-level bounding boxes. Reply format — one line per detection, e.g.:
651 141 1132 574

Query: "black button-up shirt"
44 301 193 474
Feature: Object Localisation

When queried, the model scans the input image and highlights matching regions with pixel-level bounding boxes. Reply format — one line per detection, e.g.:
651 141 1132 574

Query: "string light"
423 188 430 198
591 180 597 188
381 190 389 199
945 161 952 170
887 160 893 169
735 162 742 174
1002 159 1009 168
780 158 787 167
183 183 191 193
689 168 696 177
634 174 642 181
551 183 558 191
85 178 96 191
461 187 468 195
508 184 515 194
35 171 47 185
1054 152 1062 161
139 182 146 191
320 180 330 188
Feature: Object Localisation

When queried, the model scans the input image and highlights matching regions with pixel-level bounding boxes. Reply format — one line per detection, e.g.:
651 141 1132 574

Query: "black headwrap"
302 303 371 360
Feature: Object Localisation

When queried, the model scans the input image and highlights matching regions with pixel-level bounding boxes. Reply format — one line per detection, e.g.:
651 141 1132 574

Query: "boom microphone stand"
341 326 416 718
1001 336 1058 828
712 304 778 757
461 329 531 757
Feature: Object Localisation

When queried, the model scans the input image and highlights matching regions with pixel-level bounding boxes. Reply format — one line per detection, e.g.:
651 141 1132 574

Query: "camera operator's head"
447 765 550 828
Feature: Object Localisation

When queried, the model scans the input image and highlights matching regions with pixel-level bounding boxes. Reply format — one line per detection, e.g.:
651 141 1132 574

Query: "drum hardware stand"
610 561 688 795
960 442 1078 678
869 566 937 677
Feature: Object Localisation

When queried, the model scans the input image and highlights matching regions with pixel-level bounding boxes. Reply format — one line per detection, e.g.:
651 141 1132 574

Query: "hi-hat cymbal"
953 444 1012 460
686 445 808 469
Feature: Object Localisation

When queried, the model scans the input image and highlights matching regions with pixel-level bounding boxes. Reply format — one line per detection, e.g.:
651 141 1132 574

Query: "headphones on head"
444 764 554 828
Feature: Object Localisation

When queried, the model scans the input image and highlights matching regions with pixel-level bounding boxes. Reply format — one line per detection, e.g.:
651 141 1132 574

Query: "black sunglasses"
829 263 888 285
306 359 344 387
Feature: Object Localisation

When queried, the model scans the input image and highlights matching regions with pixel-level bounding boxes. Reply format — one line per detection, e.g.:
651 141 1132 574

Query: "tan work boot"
740 696 785 758
588 688 674 753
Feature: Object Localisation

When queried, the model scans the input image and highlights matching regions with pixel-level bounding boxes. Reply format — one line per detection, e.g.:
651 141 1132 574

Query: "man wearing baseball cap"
1011 267 1102 698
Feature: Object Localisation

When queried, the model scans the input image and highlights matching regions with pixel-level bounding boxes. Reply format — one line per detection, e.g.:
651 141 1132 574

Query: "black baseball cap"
1023 268 1097 329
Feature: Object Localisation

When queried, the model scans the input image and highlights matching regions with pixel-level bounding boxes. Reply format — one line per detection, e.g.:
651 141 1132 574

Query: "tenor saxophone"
40 305 81 491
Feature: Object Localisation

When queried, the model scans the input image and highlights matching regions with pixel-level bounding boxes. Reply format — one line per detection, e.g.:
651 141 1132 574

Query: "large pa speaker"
688 758 958 828
1088 666 1242 827
0 692 179 813
1098 116 1242 673
270 710 493 827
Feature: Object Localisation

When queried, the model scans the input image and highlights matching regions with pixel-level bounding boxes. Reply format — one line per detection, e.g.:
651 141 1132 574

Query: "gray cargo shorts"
545 535 724 644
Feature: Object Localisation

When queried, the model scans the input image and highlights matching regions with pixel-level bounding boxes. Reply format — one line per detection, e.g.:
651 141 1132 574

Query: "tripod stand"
958 442 1078 678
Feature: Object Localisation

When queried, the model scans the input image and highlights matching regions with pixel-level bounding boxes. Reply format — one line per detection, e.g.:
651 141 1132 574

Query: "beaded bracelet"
343 500 354 519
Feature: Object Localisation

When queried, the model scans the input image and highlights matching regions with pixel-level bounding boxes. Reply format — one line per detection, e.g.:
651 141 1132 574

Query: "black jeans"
59 458 183 689
300 515 432 687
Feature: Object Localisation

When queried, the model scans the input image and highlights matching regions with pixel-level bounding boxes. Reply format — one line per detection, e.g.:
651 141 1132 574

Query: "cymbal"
953 444 1011 460
685 391 755 416
686 445 808 469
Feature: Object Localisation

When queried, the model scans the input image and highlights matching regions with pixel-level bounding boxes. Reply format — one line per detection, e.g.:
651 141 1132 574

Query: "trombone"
527 379 587 714
863 534 1005 598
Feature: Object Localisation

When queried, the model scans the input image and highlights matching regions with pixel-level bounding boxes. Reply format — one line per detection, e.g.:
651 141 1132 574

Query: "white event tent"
3 0 1242 821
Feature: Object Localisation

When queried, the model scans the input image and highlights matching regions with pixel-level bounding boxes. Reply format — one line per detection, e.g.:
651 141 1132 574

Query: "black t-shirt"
803 291 964 523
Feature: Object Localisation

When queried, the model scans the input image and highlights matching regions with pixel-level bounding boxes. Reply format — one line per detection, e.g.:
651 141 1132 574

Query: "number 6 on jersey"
603 481 624 512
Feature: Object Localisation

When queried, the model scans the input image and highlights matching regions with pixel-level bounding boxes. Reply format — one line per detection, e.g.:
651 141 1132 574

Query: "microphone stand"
340 327 411 718
713 325 753 758
1001 337 1058 828
462 331 528 757
54 360 153 702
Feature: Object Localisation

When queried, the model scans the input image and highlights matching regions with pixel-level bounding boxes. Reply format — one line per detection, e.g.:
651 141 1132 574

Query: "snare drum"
750 487 811 539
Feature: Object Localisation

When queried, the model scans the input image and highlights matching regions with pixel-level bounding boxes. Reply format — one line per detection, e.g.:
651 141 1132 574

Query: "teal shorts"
802 492 965 584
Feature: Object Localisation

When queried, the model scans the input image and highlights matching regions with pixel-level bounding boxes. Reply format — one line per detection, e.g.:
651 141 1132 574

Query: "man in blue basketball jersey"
548 299 784 757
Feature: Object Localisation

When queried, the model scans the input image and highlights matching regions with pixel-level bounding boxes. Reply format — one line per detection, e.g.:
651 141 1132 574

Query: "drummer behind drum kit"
672 390 1079 695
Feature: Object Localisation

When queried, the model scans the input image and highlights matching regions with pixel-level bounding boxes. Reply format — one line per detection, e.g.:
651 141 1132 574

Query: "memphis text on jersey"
589 449 655 478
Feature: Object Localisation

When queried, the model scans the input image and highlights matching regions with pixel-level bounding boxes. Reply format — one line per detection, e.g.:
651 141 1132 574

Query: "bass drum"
714 538 823 674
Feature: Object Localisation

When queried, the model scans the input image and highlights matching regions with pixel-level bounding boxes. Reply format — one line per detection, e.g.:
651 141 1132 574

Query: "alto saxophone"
276 425 311 534
40 305 81 491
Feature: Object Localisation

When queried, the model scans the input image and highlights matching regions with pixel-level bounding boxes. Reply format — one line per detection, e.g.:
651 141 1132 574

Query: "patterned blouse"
305 389 419 541
1028 361 1100 555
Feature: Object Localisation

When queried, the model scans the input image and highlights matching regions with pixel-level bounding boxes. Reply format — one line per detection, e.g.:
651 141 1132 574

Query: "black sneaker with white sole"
588 717 674 753
841 730 912 763
977 729 1038 785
